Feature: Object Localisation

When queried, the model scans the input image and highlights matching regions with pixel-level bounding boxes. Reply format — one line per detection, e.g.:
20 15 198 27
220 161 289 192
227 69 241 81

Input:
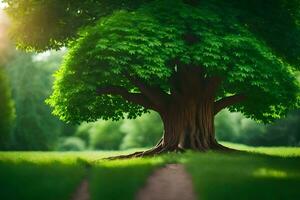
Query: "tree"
7 51 72 150
0 9 15 150
0 66 15 150
215 109 300 147
264 110 300 146
120 112 163 150
214 109 267 145
77 120 125 150
5 0 300 156
75 112 162 150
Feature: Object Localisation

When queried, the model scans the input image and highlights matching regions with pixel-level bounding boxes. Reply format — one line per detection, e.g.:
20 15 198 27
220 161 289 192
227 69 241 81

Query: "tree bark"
160 96 218 152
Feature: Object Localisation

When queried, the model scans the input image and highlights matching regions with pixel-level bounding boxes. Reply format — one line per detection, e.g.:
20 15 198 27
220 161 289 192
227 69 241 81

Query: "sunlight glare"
0 1 8 10
0 10 9 40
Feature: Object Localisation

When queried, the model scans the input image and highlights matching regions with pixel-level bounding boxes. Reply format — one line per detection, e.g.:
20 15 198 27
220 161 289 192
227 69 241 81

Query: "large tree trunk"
160 96 218 152
111 98 226 160
107 97 229 159
105 64 243 159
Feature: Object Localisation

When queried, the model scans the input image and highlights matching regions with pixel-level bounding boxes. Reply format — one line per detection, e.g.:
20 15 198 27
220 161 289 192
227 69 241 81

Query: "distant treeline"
215 109 300 147
0 51 75 150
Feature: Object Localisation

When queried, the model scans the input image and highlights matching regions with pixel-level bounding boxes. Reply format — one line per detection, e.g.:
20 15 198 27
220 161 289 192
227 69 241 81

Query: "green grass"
90 158 165 200
0 144 300 200
221 142 300 157
181 143 300 200
181 152 300 200
0 150 161 200
0 157 85 200
0 149 144 163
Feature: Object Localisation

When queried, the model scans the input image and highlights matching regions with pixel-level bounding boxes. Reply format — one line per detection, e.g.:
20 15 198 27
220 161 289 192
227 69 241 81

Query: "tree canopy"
4 0 150 51
41 0 299 123
4 0 300 69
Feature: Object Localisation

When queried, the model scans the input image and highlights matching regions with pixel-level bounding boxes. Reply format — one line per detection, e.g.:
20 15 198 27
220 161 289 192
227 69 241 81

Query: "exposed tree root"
212 142 243 153
104 142 241 160
105 137 187 160
105 145 180 160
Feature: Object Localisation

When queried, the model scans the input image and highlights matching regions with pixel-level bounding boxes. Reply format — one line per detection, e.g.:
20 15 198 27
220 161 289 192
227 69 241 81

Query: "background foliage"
0 66 15 150
0 10 15 150
2 50 76 150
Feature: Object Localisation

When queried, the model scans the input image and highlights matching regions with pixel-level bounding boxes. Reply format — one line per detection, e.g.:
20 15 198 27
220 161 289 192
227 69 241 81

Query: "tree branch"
124 73 169 110
214 94 246 114
96 86 155 110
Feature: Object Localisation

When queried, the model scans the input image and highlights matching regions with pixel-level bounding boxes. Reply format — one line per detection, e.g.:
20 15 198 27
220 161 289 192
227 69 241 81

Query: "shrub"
56 137 86 151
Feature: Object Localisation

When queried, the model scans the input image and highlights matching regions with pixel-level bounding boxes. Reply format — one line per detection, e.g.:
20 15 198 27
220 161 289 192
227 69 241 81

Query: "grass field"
0 150 163 200
0 144 300 200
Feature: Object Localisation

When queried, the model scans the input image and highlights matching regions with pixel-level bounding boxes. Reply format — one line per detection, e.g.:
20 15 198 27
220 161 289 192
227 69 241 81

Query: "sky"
0 0 7 10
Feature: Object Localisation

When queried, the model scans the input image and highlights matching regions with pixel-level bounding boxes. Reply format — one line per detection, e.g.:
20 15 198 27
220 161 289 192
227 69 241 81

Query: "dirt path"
136 164 197 200
71 179 90 200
